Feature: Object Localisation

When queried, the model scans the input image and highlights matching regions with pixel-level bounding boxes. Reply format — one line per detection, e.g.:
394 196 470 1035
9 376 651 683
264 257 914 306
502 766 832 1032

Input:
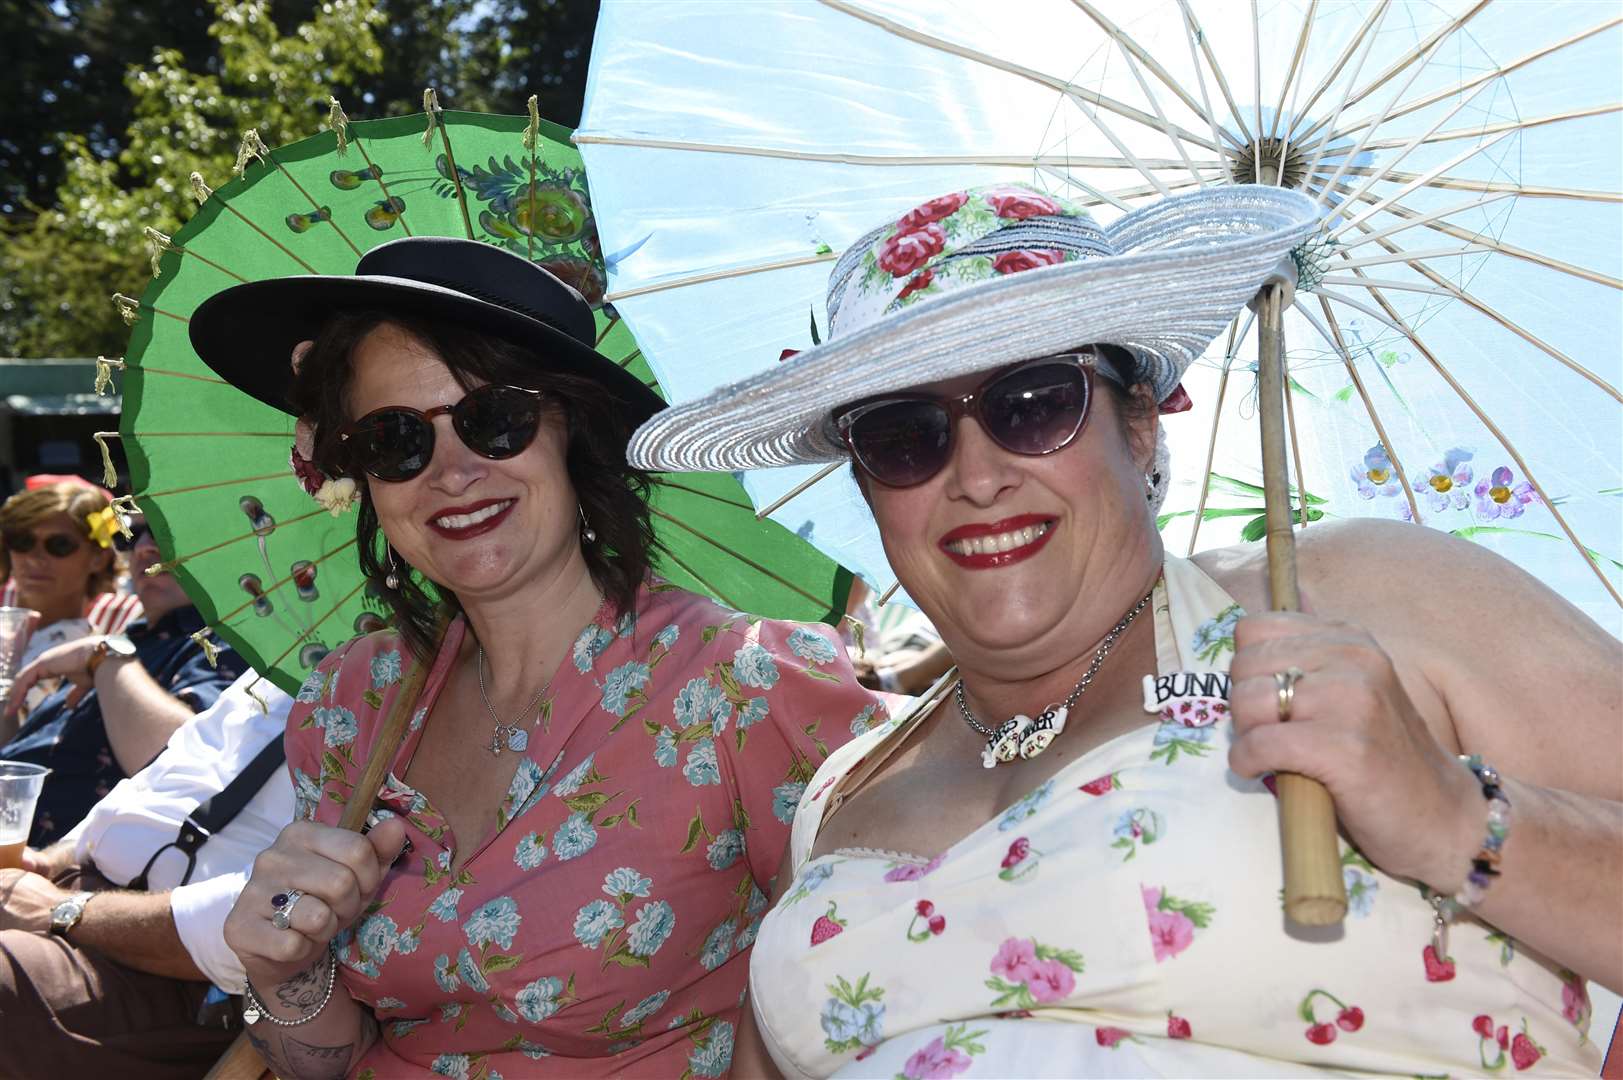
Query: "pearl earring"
579 504 597 544
384 547 401 590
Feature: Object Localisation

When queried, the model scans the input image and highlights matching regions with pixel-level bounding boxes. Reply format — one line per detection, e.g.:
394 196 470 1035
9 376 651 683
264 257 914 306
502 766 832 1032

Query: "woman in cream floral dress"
626 184 1620 1076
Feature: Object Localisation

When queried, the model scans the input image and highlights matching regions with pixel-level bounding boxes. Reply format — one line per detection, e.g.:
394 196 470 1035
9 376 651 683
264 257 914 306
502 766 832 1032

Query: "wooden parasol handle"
203 613 451 1080
1254 280 1348 927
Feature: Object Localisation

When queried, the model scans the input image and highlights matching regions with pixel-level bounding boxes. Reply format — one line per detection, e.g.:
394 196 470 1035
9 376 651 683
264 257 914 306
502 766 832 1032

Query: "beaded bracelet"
1429 754 1512 954
242 949 337 1027
1455 754 1511 907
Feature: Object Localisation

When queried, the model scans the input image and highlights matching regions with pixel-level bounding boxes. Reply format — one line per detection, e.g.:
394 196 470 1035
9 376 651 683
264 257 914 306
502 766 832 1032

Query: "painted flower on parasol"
96 94 853 694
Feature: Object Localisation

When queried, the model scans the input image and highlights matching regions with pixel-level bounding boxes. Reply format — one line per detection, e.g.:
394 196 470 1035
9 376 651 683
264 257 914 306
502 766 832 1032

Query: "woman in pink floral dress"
626 185 1621 1075
204 239 883 1078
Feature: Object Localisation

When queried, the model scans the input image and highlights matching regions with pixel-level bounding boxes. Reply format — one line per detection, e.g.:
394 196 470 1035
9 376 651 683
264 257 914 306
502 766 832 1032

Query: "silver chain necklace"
956 587 1153 768
477 645 551 756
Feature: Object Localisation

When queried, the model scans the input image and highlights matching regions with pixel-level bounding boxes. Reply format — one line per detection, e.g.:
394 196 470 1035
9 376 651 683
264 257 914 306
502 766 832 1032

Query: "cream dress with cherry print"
749 555 1600 1078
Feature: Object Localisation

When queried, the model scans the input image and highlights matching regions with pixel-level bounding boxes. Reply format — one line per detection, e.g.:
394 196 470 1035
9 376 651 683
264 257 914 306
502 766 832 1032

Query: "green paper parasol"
106 96 851 695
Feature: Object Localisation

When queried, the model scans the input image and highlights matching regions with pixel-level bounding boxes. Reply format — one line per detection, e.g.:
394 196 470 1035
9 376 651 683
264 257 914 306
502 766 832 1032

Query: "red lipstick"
426 497 515 541
937 513 1057 570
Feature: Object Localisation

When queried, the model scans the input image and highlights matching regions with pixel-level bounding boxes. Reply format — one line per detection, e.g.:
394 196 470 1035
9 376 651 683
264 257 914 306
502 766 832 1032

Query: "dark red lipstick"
425 497 515 541
937 513 1057 570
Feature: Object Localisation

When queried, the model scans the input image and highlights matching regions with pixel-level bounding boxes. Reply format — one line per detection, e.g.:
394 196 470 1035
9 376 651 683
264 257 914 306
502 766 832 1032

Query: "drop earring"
1144 471 1160 503
578 504 597 544
384 546 401 590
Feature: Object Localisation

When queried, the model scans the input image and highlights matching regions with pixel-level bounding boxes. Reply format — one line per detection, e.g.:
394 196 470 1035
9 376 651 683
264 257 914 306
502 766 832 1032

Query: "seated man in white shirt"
0 669 292 1080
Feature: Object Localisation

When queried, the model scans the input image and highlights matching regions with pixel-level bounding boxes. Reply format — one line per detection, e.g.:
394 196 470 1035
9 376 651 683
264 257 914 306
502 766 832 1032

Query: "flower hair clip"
286 340 359 517
85 505 122 548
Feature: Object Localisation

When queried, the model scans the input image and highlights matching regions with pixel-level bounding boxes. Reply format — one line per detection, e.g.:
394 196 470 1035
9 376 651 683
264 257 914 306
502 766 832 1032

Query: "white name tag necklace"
957 588 1154 769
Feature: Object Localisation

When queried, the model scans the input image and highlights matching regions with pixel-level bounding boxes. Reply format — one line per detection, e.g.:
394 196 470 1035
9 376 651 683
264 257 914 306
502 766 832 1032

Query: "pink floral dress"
750 556 1601 1077
285 581 886 1079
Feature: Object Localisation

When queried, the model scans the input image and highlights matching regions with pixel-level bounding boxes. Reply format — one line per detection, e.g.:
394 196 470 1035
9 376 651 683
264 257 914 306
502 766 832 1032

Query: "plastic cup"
0 762 50 869
0 607 36 702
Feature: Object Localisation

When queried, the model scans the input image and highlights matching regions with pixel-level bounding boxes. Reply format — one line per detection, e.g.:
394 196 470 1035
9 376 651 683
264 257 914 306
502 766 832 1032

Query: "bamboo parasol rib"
202 615 448 1080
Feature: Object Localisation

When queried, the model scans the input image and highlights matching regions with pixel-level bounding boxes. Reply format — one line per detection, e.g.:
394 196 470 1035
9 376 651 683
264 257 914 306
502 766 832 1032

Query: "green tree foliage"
1 0 596 358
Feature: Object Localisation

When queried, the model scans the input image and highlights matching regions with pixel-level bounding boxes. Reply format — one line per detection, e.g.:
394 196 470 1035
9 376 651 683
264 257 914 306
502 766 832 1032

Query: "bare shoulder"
1192 518 1610 644
1196 520 1621 794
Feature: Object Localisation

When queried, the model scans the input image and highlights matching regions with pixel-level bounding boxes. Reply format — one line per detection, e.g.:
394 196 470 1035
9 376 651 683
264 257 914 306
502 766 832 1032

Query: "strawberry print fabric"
750 556 1601 1078
285 581 884 1079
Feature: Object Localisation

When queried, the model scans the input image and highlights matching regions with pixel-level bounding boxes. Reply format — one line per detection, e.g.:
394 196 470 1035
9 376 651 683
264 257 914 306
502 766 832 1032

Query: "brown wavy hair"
287 311 659 660
0 481 121 596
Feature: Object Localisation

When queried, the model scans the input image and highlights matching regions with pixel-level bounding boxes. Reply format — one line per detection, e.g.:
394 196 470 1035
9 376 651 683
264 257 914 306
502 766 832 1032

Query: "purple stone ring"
270 888 304 930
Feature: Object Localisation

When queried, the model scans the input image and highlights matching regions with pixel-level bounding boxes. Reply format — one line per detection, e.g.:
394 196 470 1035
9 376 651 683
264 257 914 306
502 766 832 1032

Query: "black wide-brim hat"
190 236 665 424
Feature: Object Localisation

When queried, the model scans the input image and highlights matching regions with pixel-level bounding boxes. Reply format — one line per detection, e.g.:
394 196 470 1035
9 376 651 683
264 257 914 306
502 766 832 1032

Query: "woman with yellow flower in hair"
0 480 142 716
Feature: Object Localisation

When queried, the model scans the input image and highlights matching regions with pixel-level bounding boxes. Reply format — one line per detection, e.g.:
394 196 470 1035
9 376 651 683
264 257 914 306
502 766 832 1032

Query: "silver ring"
270 888 304 931
1274 667 1304 723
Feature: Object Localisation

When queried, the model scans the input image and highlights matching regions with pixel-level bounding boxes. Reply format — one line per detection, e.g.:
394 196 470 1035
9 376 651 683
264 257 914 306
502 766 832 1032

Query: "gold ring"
1274 667 1304 722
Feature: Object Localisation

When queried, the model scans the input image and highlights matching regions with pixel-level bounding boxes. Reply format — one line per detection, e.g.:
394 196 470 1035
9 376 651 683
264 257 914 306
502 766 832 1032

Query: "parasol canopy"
105 98 853 694
575 0 1622 632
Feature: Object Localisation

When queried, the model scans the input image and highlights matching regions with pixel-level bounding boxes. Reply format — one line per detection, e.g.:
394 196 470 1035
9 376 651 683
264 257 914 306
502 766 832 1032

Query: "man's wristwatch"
85 634 137 677
49 891 96 936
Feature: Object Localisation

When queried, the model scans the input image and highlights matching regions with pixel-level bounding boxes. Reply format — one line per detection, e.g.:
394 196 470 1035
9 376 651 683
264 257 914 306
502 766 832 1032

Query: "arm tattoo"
275 957 329 1012
245 1029 356 1080
285 1036 355 1080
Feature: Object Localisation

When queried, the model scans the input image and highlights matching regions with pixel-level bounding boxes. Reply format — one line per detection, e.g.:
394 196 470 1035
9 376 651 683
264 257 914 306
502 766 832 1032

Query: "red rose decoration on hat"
985 187 1061 219
877 224 947 278
992 249 1065 276
896 269 935 302
897 192 969 230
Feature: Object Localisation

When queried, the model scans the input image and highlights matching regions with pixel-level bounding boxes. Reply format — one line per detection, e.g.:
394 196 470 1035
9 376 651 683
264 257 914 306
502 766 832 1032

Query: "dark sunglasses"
339 384 548 482
3 530 85 558
111 521 153 552
835 353 1117 488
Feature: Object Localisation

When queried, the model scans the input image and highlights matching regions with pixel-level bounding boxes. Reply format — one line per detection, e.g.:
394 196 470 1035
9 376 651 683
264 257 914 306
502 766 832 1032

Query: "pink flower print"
1026 958 1075 1003
1350 444 1401 500
896 192 969 230
989 937 1040 984
1474 466 1539 520
898 1023 986 1079
883 853 944 883
1142 886 1213 962
991 249 1065 276
987 938 1085 1010
1147 908 1194 961
900 1036 972 1080
984 186 1061 219
1560 970 1591 1032
876 224 946 278
1422 447 1474 512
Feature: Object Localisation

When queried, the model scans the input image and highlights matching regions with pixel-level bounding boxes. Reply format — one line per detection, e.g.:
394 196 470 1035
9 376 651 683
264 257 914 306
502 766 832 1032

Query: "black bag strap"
126 734 285 891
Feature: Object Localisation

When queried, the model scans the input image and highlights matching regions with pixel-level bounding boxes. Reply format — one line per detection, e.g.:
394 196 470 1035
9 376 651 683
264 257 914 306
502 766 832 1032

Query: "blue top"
1 605 246 846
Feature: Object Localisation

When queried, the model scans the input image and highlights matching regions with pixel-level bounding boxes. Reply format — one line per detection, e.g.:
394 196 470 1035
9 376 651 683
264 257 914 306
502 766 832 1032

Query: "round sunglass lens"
982 363 1089 455
44 534 81 557
355 411 432 480
850 401 952 487
457 387 542 460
